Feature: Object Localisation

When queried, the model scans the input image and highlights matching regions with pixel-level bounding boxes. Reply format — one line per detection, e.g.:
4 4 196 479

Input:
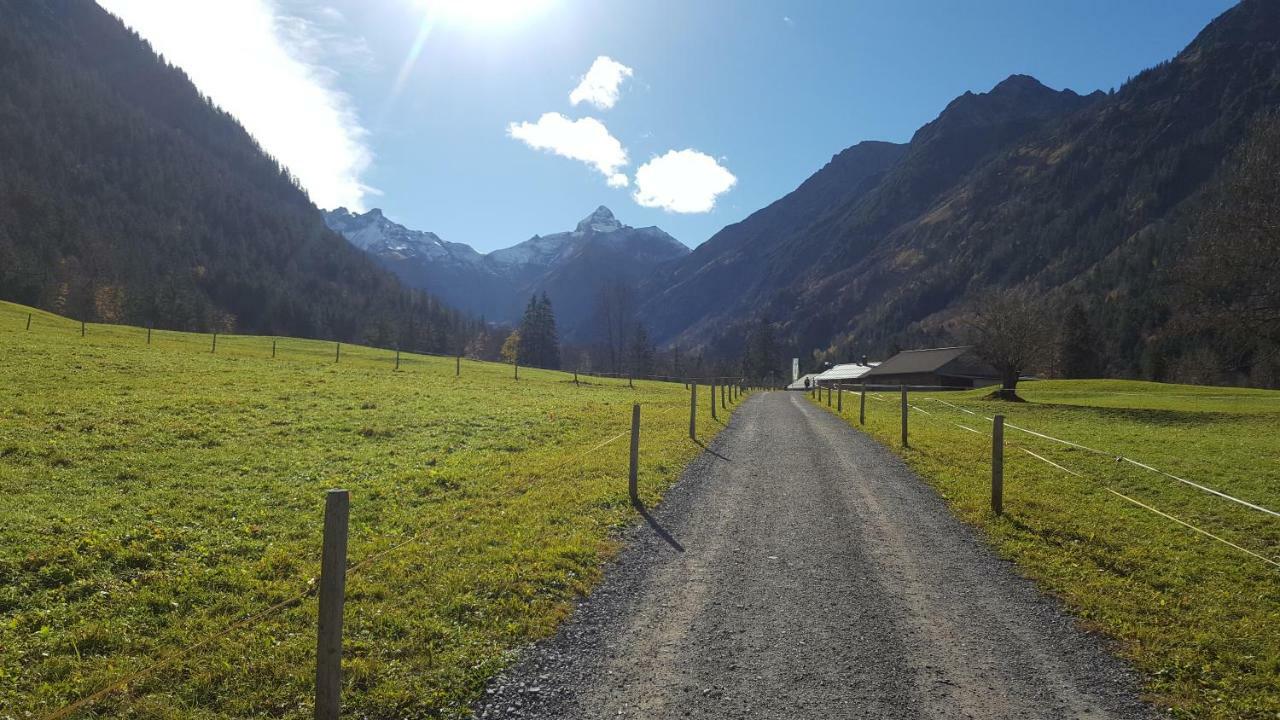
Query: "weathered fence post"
81 320 85 337
629 373 634 389
574 370 579 386
212 333 217 353
720 383 726 410
992 415 1005 516
514 361 519 380
711 382 718 420
26 313 32 331
837 386 843 412
456 354 461 377
335 342 340 363
900 385 909 448
395 348 400 371
859 383 866 425
315 488 349 720
826 385 832 407
146 326 151 345
272 339 277 358
629 404 641 504
689 384 697 439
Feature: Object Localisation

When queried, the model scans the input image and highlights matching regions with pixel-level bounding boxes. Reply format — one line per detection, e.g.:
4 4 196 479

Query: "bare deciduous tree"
963 288 1051 399
591 280 636 374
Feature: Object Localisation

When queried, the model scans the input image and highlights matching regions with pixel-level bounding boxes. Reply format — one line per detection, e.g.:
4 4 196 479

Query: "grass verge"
813 381 1279 719
0 301 742 719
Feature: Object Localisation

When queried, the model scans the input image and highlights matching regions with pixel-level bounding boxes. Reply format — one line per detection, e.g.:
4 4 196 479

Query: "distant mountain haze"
324 206 689 340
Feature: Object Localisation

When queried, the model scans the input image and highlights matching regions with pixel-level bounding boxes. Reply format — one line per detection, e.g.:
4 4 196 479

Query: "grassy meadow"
0 301 742 719
814 380 1280 719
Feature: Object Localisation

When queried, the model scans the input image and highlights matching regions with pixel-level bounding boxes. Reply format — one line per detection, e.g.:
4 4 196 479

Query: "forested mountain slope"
641 0 1280 382
0 0 467 350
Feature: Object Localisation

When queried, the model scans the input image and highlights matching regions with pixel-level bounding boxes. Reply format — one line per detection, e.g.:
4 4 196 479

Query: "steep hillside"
641 0 1280 380
325 206 689 339
639 140 906 343
0 0 466 350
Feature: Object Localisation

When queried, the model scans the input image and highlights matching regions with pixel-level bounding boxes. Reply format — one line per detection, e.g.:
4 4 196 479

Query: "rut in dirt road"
475 391 1155 720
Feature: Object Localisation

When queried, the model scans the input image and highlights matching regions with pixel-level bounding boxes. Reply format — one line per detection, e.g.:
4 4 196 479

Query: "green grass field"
0 301 742 720
814 380 1280 719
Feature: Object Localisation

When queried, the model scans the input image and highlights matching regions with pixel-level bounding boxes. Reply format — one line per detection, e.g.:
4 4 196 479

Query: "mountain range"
1 0 1278 382
323 205 689 340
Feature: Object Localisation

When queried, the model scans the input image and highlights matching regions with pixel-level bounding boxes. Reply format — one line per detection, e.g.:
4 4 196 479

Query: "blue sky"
101 0 1235 252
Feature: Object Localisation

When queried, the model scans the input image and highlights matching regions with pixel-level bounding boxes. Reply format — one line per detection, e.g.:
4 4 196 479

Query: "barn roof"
864 346 998 379
814 363 879 381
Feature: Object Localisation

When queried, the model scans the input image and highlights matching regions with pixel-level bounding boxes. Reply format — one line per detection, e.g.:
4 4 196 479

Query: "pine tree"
1059 303 1101 378
516 293 561 369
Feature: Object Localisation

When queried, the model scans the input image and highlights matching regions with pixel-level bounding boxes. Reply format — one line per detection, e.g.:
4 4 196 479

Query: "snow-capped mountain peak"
575 205 623 234
322 207 482 265
322 205 690 337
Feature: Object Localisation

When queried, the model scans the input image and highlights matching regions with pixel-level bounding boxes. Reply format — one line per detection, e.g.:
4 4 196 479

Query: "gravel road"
474 391 1155 719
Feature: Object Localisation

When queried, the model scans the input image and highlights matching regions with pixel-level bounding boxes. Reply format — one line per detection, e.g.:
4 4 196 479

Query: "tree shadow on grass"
632 497 684 552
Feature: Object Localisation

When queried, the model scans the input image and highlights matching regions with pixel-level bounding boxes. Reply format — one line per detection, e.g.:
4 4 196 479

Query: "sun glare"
418 0 553 26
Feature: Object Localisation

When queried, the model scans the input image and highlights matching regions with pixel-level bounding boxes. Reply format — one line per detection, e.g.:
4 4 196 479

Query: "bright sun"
418 0 553 26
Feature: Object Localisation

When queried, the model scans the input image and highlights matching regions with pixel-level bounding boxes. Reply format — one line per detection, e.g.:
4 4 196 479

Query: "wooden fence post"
837 386 843 412
335 343 340 363
992 415 1005 516
900 385 908 448
212 333 217 353
81 320 85 337
629 404 641 504
315 489 349 720
456 354 461 377
272 339 277 358
859 383 866 425
720 383 726 410
574 370 579 386
689 384 697 439
26 313 32 331
711 383 717 420
146 326 151 345
395 348 400 371
629 373 634 389
826 385 832 407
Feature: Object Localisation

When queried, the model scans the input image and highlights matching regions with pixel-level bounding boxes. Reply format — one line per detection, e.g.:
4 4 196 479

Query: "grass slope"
0 301 742 719
813 381 1279 719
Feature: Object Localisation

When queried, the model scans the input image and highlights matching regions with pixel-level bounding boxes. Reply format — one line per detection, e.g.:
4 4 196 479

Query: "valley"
1 1 1277 718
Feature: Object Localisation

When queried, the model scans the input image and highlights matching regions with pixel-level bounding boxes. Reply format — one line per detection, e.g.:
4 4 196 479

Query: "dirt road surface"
474 391 1154 719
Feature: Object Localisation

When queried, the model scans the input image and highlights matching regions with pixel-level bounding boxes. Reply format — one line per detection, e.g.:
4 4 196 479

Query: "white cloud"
97 0 375 210
633 150 737 213
569 56 634 110
508 112 630 187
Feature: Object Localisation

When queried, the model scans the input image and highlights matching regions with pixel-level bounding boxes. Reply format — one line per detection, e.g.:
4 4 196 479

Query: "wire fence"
813 385 1280 572
14 343 752 720
7 307 768 389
